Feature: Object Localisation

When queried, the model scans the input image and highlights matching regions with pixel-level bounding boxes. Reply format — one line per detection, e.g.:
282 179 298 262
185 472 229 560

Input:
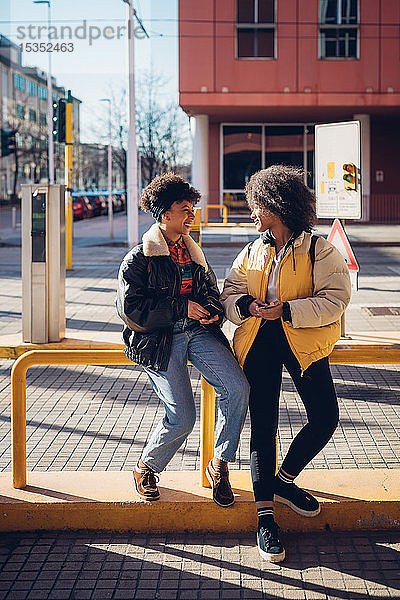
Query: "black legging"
243 319 339 502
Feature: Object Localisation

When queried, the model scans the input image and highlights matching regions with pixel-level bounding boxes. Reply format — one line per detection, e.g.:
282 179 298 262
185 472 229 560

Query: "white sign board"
315 121 361 220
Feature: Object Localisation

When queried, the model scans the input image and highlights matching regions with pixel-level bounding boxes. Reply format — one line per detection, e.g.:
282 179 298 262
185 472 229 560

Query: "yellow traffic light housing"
343 163 357 191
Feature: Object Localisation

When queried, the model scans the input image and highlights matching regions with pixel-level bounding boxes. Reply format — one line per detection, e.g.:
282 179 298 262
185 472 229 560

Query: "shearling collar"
142 223 208 270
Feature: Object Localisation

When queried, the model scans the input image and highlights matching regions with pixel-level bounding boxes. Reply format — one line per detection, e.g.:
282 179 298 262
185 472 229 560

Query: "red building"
179 0 400 222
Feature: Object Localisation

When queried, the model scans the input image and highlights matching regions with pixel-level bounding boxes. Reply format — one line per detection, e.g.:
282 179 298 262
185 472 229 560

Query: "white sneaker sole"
274 494 321 517
258 543 286 563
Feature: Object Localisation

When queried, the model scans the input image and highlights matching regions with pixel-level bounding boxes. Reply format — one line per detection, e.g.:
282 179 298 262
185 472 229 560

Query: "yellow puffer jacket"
220 232 351 372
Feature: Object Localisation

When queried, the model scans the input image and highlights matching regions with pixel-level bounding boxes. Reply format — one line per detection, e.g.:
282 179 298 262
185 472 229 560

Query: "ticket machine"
21 185 65 343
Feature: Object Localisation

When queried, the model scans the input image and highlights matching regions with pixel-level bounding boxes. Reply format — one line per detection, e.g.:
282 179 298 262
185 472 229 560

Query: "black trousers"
243 319 339 502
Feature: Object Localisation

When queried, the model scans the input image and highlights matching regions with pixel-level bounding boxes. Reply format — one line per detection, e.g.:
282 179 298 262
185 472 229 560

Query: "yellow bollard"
65 99 73 270
204 204 228 225
191 208 202 246
11 356 29 489
200 377 215 487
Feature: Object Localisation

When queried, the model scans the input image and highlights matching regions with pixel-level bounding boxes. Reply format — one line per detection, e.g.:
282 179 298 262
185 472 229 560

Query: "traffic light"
57 99 66 143
52 100 58 141
1 129 16 157
52 99 66 143
343 163 357 191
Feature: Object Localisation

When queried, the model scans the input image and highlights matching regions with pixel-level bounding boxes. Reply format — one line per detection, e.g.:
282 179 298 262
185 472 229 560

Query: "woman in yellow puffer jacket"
221 165 351 563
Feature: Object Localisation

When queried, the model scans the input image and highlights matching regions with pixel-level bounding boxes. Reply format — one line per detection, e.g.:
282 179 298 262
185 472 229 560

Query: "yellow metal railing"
10 343 400 490
11 350 215 489
204 204 228 225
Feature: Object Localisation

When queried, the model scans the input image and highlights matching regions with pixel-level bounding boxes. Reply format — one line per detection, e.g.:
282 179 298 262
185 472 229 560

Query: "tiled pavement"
1 530 400 600
0 361 400 473
0 213 400 599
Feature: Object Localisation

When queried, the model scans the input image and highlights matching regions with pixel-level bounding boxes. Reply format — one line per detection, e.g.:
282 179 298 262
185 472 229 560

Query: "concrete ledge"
1 469 400 533
0 336 124 359
1 333 399 361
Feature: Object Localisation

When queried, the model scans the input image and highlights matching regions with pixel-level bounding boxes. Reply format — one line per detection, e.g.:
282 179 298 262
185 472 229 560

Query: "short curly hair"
245 165 316 233
140 173 201 221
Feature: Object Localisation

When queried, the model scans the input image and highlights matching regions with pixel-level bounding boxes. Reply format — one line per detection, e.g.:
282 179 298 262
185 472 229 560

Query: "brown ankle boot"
133 461 160 501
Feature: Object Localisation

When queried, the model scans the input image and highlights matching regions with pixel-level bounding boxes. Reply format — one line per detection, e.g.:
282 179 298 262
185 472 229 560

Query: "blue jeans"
141 322 249 472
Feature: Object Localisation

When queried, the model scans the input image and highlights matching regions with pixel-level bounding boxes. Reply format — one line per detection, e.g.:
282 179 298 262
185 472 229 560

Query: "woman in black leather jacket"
116 173 249 507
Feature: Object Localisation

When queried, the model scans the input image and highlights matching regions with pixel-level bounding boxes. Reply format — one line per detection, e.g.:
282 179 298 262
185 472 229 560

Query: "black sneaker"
206 460 235 507
257 521 285 563
274 476 320 517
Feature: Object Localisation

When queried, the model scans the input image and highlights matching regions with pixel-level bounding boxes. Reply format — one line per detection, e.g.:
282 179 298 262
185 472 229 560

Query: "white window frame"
236 0 277 60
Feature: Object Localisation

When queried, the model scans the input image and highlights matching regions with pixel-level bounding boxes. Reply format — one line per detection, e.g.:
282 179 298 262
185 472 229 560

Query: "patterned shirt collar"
167 236 185 249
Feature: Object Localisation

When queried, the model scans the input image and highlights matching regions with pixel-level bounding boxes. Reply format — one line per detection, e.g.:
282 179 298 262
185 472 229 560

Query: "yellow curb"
1 469 400 533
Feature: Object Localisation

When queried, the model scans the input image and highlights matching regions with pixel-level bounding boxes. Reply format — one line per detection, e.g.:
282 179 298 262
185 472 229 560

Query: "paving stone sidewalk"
1 530 400 600
0 214 400 600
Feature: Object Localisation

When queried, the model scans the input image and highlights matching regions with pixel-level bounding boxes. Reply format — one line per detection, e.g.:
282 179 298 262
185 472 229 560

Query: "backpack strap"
247 239 256 258
309 234 319 269
309 234 319 292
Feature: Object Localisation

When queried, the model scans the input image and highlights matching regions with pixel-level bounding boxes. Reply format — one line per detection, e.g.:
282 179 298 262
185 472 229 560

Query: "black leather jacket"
116 243 230 371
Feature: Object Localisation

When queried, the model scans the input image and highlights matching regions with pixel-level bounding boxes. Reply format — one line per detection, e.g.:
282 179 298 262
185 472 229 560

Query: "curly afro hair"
245 165 316 233
140 173 201 221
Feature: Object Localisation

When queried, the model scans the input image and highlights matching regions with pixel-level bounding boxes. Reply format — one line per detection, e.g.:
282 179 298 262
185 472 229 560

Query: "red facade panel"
380 1 400 93
179 0 400 109
215 0 297 93
179 0 215 94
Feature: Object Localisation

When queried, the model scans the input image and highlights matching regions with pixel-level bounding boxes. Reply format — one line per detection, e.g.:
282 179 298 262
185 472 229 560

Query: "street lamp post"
99 98 113 239
33 0 54 185
122 0 138 247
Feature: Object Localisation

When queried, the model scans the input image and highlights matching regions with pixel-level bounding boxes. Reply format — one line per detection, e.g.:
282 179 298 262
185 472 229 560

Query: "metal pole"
100 99 113 239
47 2 54 184
107 101 113 239
33 1 54 184
126 0 138 247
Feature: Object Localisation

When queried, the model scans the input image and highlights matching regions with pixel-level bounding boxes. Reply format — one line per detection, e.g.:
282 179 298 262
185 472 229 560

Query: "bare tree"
7 111 48 200
91 71 191 193
135 71 190 184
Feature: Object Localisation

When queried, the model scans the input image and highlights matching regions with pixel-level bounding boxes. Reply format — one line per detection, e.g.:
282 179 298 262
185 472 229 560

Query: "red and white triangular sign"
327 219 359 272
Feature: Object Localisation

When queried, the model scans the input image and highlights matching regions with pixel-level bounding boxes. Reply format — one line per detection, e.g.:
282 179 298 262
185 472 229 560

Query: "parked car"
80 195 95 218
112 193 123 213
101 192 124 214
72 194 94 220
72 196 84 220
84 193 105 217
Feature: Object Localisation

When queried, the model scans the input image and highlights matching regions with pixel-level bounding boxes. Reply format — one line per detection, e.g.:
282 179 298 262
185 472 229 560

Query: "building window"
29 108 37 122
319 0 359 59
39 86 47 100
15 103 25 119
236 0 275 59
39 112 47 126
14 73 25 91
221 124 315 212
28 80 37 96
